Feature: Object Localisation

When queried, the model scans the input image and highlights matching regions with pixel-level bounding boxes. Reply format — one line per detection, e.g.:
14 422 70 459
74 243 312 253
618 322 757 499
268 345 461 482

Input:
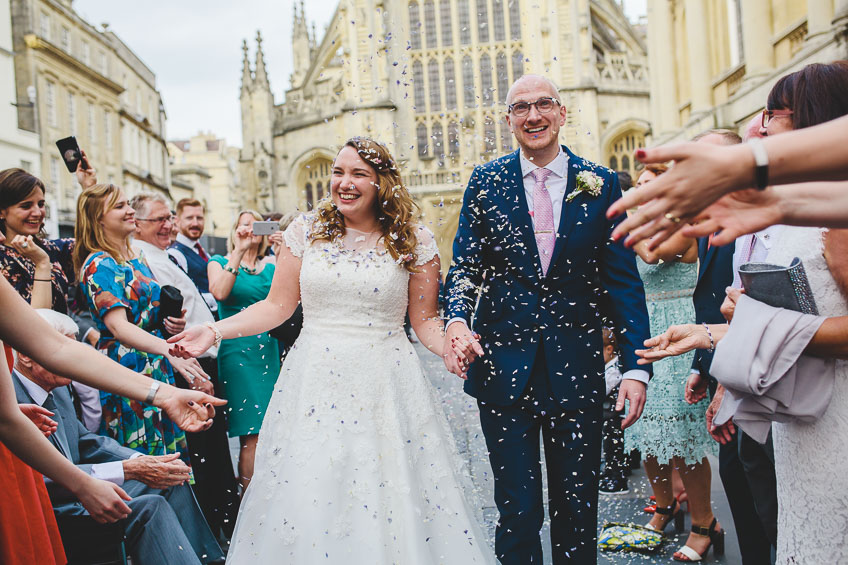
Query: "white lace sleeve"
413 225 439 266
283 213 312 258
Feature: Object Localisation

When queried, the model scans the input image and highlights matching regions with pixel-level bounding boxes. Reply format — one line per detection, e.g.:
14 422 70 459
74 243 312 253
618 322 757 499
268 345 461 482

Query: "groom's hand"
617 379 647 429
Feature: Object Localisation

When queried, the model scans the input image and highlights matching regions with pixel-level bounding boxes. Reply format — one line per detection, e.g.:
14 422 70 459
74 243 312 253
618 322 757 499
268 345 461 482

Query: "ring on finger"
21 241 28 248
664 212 682 224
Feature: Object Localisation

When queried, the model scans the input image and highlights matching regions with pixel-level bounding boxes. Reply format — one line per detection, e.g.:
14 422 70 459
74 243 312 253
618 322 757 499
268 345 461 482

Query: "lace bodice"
284 214 438 337
766 226 848 564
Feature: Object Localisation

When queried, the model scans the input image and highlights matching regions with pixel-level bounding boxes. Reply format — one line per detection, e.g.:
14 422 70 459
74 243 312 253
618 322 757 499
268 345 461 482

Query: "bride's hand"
167 325 215 358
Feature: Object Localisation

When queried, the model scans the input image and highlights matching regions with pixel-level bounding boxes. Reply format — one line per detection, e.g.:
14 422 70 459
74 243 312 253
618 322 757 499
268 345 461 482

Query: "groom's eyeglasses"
508 97 561 117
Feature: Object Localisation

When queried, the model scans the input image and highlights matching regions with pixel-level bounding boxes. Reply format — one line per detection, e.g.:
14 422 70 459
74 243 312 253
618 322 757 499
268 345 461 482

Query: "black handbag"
157 284 184 334
269 303 304 349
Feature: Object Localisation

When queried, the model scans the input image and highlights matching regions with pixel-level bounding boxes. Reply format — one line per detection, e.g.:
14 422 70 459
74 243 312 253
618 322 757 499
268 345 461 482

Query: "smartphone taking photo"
55 136 89 173
252 221 279 236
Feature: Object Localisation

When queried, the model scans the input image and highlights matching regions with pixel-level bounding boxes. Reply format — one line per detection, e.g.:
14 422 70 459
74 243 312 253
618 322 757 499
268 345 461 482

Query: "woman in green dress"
624 165 721 561
209 210 280 493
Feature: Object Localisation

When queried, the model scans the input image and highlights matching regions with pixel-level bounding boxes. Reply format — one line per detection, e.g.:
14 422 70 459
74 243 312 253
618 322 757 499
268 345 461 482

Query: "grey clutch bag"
738 257 818 315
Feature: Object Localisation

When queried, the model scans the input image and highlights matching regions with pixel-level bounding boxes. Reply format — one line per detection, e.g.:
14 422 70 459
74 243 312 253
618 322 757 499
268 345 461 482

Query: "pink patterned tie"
531 167 555 275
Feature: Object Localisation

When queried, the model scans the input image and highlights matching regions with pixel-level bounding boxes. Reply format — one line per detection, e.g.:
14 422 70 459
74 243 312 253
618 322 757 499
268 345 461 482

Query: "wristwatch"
748 137 769 190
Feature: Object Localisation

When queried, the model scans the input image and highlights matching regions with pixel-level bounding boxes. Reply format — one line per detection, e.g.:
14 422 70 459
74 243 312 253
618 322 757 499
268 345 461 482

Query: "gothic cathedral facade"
239 0 652 267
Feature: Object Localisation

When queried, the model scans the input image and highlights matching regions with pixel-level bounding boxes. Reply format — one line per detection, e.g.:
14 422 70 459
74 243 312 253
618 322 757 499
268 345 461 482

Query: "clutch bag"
738 257 818 315
157 284 185 332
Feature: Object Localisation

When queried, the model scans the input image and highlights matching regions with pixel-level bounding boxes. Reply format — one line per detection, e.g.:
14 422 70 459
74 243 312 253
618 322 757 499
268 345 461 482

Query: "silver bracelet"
144 381 161 404
702 322 715 353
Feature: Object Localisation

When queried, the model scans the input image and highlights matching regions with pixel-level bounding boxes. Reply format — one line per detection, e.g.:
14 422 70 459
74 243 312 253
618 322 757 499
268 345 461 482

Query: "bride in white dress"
170 137 494 564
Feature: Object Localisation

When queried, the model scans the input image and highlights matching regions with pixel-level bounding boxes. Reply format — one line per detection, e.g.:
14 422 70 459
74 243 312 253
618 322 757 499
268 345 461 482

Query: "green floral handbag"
597 522 664 553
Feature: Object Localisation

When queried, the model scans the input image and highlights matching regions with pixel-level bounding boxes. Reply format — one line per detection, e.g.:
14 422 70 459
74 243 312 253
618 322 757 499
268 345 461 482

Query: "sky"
75 0 647 148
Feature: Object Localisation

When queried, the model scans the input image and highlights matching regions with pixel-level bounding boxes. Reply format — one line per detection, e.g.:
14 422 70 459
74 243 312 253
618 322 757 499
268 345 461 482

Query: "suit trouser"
738 429 778 548
176 356 240 538
478 350 603 565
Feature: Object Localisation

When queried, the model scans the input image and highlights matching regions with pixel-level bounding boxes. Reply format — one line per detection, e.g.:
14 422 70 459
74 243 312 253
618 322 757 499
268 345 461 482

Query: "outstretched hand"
637 324 710 363
155 384 226 433
607 142 753 248
617 379 647 429
74 476 132 524
75 149 98 189
167 324 215 359
682 189 783 246
20 403 58 437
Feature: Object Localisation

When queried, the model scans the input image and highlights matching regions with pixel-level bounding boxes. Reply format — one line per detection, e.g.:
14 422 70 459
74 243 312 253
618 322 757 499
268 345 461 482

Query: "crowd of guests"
0 59 846 565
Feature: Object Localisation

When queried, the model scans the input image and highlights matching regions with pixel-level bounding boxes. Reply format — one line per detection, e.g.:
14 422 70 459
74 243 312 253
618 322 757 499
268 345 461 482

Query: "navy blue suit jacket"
444 147 651 408
692 236 735 377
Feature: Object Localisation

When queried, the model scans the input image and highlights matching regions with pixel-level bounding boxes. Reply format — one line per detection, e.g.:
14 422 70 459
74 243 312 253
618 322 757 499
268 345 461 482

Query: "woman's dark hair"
0 168 46 236
767 61 848 129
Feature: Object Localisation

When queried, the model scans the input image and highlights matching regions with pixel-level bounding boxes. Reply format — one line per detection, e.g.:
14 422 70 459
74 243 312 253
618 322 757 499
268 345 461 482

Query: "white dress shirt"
168 233 218 312
133 239 218 358
15 371 139 485
448 148 649 385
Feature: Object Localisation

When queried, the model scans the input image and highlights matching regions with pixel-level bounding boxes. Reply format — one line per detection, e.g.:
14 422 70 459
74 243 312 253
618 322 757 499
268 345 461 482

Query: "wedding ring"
664 212 682 224
21 241 28 248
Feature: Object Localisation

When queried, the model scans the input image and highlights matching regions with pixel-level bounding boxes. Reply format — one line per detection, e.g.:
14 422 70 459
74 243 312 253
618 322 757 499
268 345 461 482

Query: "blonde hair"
228 209 269 256
73 184 132 275
311 137 421 272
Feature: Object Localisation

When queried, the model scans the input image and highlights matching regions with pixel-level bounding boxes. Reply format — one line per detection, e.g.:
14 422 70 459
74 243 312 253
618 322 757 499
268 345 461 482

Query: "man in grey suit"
12 309 225 565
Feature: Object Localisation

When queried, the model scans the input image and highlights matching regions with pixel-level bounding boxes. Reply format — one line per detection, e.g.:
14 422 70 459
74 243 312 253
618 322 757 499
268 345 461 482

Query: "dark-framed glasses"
136 215 172 226
761 108 793 128
508 97 561 117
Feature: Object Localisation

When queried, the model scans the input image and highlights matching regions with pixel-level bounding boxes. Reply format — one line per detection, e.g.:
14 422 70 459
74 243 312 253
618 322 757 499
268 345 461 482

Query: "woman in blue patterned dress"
73 183 211 461
625 165 721 560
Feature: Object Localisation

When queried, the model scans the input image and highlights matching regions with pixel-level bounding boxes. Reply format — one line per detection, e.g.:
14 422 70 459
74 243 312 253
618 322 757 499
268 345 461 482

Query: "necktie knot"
531 167 552 187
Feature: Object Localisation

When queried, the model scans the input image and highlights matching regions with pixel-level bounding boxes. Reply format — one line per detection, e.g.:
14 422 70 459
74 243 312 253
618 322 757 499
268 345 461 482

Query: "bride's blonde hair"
310 137 421 271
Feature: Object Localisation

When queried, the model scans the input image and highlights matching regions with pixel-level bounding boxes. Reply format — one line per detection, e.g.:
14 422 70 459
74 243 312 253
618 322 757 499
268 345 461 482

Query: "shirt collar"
604 356 619 372
176 232 199 248
519 146 569 180
133 239 168 258
755 225 784 250
13 369 50 406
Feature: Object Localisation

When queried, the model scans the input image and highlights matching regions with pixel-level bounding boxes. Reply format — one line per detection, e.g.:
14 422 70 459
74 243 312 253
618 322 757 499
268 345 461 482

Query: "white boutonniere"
566 171 604 202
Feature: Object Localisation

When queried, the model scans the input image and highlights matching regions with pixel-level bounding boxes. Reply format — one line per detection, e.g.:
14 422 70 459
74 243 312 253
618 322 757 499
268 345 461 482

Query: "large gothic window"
432 121 445 161
301 157 332 210
483 115 497 153
448 120 460 156
480 53 494 107
423 0 437 48
440 0 453 46
305 183 313 210
444 57 457 110
417 122 429 156
458 0 471 45
493 0 505 41
413 60 426 110
509 0 521 40
428 59 441 109
512 50 524 81
409 1 421 49
496 52 509 103
606 130 646 177
462 55 475 108
476 0 489 42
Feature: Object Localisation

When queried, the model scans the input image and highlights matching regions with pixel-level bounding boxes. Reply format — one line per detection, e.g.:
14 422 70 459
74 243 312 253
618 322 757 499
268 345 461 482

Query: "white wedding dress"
767 226 848 564
225 215 494 564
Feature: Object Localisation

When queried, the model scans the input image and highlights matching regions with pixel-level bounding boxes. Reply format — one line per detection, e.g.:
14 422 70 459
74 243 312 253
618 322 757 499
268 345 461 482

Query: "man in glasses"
444 74 651 564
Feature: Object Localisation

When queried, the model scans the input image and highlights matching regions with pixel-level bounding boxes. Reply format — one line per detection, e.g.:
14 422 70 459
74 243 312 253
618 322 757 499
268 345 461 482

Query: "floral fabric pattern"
81 251 188 462
0 238 74 313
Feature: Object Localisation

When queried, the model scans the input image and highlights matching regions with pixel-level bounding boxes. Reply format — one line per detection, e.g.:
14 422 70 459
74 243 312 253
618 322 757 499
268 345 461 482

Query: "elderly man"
444 74 651 564
131 193 239 539
12 309 224 565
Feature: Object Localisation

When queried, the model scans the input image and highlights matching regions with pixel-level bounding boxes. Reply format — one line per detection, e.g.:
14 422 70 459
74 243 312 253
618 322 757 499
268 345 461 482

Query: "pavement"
229 339 745 563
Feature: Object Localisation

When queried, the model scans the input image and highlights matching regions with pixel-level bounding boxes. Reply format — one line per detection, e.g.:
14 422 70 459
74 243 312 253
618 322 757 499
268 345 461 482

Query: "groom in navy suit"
444 75 651 564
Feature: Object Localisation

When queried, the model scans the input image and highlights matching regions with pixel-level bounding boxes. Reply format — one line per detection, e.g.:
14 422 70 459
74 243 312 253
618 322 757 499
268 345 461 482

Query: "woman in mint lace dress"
625 165 720 560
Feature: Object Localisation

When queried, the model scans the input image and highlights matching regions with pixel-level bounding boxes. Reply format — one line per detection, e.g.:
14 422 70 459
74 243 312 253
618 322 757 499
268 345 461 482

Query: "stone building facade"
647 0 848 144
9 0 169 236
239 0 652 268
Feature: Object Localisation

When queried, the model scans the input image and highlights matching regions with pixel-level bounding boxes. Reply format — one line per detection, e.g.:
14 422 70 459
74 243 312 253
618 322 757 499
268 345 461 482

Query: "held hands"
616 379 647 429
73 476 132 523
163 309 188 335
442 321 484 379
123 453 191 489
154 383 226 433
20 403 58 437
167 325 216 359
